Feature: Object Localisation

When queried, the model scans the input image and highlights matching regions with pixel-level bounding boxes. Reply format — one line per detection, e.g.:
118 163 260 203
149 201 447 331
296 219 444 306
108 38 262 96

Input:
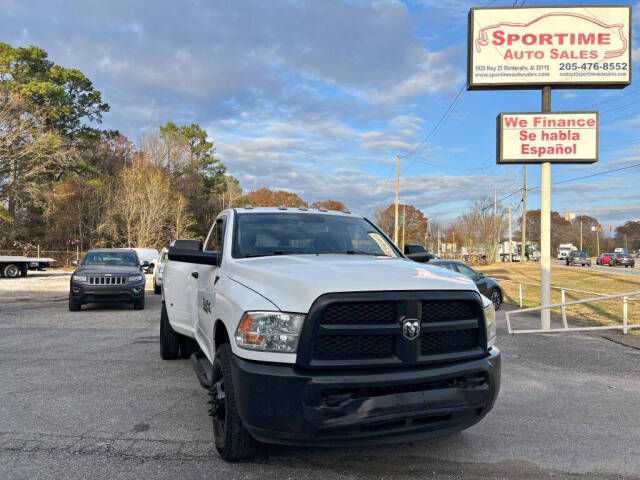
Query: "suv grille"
298 292 485 369
88 276 127 285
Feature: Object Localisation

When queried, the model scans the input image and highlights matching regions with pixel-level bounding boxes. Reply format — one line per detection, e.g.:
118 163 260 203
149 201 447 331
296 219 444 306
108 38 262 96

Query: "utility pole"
493 188 498 263
394 153 399 245
521 165 527 263
401 204 406 251
597 229 600 257
508 203 512 262
540 86 552 331
580 221 583 251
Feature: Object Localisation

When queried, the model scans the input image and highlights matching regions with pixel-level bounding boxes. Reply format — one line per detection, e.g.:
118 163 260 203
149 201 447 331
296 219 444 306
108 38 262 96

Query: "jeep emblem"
401 318 421 341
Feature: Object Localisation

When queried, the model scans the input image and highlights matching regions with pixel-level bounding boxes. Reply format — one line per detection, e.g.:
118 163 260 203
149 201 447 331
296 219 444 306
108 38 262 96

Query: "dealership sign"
497 112 598 164
468 6 632 89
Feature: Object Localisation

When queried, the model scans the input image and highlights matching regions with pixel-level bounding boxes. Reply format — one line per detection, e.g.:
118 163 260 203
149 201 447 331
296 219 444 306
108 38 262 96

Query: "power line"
528 162 640 191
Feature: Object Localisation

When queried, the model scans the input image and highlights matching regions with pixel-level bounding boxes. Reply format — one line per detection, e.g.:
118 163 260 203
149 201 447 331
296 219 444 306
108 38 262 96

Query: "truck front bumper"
231 348 500 446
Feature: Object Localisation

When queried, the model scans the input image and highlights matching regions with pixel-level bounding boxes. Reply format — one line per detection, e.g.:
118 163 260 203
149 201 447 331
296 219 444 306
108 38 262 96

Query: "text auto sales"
506 116 596 157
492 31 613 60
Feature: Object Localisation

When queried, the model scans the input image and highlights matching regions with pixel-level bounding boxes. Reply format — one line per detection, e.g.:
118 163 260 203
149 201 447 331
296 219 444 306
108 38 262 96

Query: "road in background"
1 276 640 479
552 259 640 277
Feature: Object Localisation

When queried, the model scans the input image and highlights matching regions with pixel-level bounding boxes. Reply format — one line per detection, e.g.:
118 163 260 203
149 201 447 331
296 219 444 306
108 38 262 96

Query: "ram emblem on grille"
401 318 421 341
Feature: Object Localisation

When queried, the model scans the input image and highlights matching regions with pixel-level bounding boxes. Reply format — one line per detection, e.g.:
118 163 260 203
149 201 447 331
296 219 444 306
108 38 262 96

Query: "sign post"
540 86 552 330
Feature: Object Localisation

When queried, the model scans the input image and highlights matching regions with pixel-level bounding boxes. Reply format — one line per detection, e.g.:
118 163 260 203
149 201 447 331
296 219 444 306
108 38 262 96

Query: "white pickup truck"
161 207 500 461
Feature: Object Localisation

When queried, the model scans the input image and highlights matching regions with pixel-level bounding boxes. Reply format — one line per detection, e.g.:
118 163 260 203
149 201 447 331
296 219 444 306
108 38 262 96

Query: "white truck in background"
557 243 577 260
0 256 56 278
160 207 500 461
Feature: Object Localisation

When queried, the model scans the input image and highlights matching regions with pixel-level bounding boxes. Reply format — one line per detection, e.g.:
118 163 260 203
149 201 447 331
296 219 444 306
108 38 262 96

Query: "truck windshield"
82 252 139 266
233 213 399 258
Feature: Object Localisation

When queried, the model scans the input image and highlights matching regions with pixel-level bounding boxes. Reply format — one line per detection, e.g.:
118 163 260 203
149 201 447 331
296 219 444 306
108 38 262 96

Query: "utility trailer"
0 256 56 278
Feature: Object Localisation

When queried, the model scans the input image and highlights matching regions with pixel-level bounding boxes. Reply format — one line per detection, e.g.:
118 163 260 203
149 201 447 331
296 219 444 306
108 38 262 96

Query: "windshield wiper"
243 251 296 258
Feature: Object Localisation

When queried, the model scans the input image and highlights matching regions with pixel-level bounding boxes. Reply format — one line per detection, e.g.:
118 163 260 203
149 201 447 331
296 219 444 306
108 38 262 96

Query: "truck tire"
210 343 256 461
3 264 20 278
68 295 81 311
133 293 145 310
489 288 502 311
154 280 161 295
160 302 180 359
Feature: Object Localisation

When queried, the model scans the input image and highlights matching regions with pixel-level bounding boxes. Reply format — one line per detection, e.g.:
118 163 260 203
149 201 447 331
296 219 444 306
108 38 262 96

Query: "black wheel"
154 280 161 295
68 294 81 311
3 264 20 278
148 264 155 274
133 293 145 310
209 343 256 461
490 289 502 311
160 302 180 359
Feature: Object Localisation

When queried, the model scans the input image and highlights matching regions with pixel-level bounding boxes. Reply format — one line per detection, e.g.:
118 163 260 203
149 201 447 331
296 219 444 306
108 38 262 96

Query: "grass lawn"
475 262 640 332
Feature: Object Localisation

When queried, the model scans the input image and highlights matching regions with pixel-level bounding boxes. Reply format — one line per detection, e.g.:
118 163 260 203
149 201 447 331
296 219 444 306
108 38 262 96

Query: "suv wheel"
133 293 145 310
68 294 81 311
210 343 256 461
154 280 161 295
490 289 502 311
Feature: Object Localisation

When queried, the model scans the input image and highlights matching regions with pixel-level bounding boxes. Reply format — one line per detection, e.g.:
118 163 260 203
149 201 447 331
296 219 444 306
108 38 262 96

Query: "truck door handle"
191 271 199 279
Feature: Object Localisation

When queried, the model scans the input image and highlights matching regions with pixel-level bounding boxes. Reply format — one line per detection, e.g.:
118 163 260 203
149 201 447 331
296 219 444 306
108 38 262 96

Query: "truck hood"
227 254 478 312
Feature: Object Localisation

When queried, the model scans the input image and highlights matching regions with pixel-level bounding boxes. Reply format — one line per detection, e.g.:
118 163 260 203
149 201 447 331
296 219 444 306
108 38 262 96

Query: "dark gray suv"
69 249 146 311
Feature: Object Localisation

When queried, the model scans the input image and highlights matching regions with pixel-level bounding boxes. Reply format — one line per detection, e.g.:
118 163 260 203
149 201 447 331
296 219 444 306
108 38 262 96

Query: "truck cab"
160 207 500 461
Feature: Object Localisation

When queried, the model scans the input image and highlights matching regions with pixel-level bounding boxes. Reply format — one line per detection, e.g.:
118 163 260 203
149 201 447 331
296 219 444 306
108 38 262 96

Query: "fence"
495 277 640 334
506 290 640 335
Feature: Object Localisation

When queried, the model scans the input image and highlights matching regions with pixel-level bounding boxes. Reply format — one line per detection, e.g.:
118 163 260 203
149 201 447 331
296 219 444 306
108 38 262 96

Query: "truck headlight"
235 311 305 353
72 275 87 282
128 274 144 282
483 301 497 348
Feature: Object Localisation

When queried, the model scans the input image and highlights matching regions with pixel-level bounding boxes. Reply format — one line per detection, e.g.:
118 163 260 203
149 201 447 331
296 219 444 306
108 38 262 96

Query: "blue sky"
2 0 639 228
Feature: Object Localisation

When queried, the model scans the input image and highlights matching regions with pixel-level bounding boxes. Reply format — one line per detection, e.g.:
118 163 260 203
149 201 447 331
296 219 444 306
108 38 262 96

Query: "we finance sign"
468 6 631 89
497 112 598 164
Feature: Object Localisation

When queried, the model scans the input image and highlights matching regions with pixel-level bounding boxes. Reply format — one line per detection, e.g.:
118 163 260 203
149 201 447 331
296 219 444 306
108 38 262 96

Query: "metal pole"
540 86 552 330
519 283 523 308
597 230 600 257
508 203 512 262
401 204 406 251
521 166 527 263
394 153 399 245
580 221 583 251
494 188 498 263
623 296 628 335
561 289 568 329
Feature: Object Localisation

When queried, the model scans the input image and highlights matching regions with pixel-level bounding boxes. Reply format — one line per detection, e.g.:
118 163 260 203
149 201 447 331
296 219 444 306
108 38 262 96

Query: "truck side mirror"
168 246 220 266
141 261 150 267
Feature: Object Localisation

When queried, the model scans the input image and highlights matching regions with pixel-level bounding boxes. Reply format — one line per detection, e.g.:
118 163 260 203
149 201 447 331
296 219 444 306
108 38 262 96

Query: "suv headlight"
72 274 87 282
483 301 497 348
128 274 144 282
235 311 305 353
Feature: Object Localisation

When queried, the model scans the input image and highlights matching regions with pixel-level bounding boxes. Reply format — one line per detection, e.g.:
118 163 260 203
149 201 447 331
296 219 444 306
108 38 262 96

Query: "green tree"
0 42 109 136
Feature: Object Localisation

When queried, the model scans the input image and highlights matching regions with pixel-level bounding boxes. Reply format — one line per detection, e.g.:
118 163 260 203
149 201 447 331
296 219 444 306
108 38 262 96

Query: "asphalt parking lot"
1 273 640 479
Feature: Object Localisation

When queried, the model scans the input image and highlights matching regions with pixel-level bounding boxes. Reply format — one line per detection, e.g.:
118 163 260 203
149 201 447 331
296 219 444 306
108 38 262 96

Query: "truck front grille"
88 276 127 285
297 291 486 369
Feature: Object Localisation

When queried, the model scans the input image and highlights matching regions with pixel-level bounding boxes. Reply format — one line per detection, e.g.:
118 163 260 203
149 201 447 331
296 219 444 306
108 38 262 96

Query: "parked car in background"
153 248 168 294
69 249 146 311
566 251 591 266
557 243 577 260
614 247 629 255
428 260 503 310
596 253 614 266
613 252 635 268
131 248 159 273
403 244 436 263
